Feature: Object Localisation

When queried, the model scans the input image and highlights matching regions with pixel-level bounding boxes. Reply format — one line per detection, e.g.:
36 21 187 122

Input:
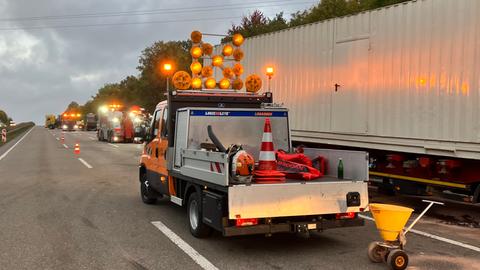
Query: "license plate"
307 223 317 230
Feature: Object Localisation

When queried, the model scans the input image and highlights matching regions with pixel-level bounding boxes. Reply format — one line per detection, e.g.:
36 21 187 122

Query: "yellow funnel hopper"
369 203 414 242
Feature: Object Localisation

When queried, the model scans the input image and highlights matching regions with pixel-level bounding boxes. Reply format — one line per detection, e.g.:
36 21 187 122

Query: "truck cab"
140 90 369 238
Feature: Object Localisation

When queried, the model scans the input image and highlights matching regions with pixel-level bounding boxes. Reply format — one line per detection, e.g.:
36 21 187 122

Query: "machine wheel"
140 173 157 204
367 242 385 263
187 192 212 238
387 249 408 270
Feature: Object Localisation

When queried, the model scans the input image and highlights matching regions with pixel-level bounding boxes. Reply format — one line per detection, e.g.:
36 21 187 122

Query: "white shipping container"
230 0 480 160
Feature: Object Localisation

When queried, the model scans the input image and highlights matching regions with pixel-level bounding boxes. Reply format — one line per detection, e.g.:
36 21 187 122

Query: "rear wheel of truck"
187 192 212 238
140 173 157 204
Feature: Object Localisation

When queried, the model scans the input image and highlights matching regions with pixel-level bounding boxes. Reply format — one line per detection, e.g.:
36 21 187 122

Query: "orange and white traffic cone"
74 143 80 154
61 132 65 143
254 118 285 183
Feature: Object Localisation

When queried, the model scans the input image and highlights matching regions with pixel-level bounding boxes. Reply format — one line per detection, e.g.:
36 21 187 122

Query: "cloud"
0 0 314 124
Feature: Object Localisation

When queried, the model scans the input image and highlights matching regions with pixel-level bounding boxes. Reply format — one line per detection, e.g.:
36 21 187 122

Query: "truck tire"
140 173 157 204
473 184 480 204
187 191 212 238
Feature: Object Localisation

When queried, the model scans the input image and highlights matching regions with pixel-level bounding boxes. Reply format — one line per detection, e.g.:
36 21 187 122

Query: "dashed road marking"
78 158 93 169
358 214 480 252
151 221 218 270
63 144 69 149
56 138 60 141
0 126 34 162
108 143 119 148
89 137 96 140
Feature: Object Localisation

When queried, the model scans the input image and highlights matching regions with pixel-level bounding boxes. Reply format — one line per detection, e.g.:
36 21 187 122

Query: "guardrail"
0 122 35 147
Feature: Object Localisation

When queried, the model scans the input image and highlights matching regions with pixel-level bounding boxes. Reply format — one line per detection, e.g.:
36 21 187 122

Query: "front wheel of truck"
187 192 212 238
140 173 157 204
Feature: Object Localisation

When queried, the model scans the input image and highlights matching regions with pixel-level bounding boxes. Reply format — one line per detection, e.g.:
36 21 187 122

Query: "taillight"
336 212 356 220
114 128 121 133
235 218 258 227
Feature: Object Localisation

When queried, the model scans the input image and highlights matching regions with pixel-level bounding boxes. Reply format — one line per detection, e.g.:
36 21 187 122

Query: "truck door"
332 38 369 134
145 107 169 195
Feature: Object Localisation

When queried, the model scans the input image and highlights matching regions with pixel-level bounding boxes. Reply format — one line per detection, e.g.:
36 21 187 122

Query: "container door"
331 39 369 134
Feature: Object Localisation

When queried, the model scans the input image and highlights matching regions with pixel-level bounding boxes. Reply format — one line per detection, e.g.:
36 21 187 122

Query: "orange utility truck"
139 90 370 238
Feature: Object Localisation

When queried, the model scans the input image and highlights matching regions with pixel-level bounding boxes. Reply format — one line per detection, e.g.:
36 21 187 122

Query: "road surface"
0 127 478 270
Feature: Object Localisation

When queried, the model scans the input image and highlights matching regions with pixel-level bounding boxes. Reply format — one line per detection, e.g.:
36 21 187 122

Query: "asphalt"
0 126 478 270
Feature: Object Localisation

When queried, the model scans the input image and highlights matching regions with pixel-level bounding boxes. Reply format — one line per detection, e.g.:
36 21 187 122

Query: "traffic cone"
74 143 80 154
61 132 65 143
254 118 285 183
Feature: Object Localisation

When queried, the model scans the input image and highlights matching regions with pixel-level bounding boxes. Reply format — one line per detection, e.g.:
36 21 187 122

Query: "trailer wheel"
140 173 157 204
367 242 385 263
387 249 408 270
187 192 212 238
473 184 480 204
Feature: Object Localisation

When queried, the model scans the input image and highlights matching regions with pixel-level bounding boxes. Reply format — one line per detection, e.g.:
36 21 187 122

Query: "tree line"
0 110 12 126
68 0 409 115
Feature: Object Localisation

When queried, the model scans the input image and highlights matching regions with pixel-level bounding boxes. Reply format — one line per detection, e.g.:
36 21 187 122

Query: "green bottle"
338 158 344 179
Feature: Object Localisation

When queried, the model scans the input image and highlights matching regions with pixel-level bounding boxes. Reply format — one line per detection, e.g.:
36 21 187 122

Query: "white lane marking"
56 138 60 141
0 126 35 162
78 158 93 169
63 144 69 149
108 143 119 148
89 137 96 140
151 221 219 270
358 214 480 252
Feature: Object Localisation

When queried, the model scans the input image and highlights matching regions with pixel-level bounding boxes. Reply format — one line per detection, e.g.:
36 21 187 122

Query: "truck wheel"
187 192 212 238
140 173 157 204
473 184 480 204
367 242 385 263
387 249 408 270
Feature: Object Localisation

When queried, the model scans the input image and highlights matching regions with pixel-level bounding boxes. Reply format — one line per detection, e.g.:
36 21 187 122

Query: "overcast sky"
0 0 316 124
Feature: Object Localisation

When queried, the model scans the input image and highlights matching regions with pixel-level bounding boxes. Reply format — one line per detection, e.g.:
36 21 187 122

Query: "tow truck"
97 104 134 143
61 112 81 131
139 90 369 237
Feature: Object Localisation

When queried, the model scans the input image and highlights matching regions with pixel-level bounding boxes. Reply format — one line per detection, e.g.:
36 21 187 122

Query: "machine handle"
404 200 444 235
421 199 444 206
335 83 341 92
155 148 159 158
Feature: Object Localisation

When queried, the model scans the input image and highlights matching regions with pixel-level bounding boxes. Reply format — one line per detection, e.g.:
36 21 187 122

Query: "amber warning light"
266 66 274 78
163 63 173 75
